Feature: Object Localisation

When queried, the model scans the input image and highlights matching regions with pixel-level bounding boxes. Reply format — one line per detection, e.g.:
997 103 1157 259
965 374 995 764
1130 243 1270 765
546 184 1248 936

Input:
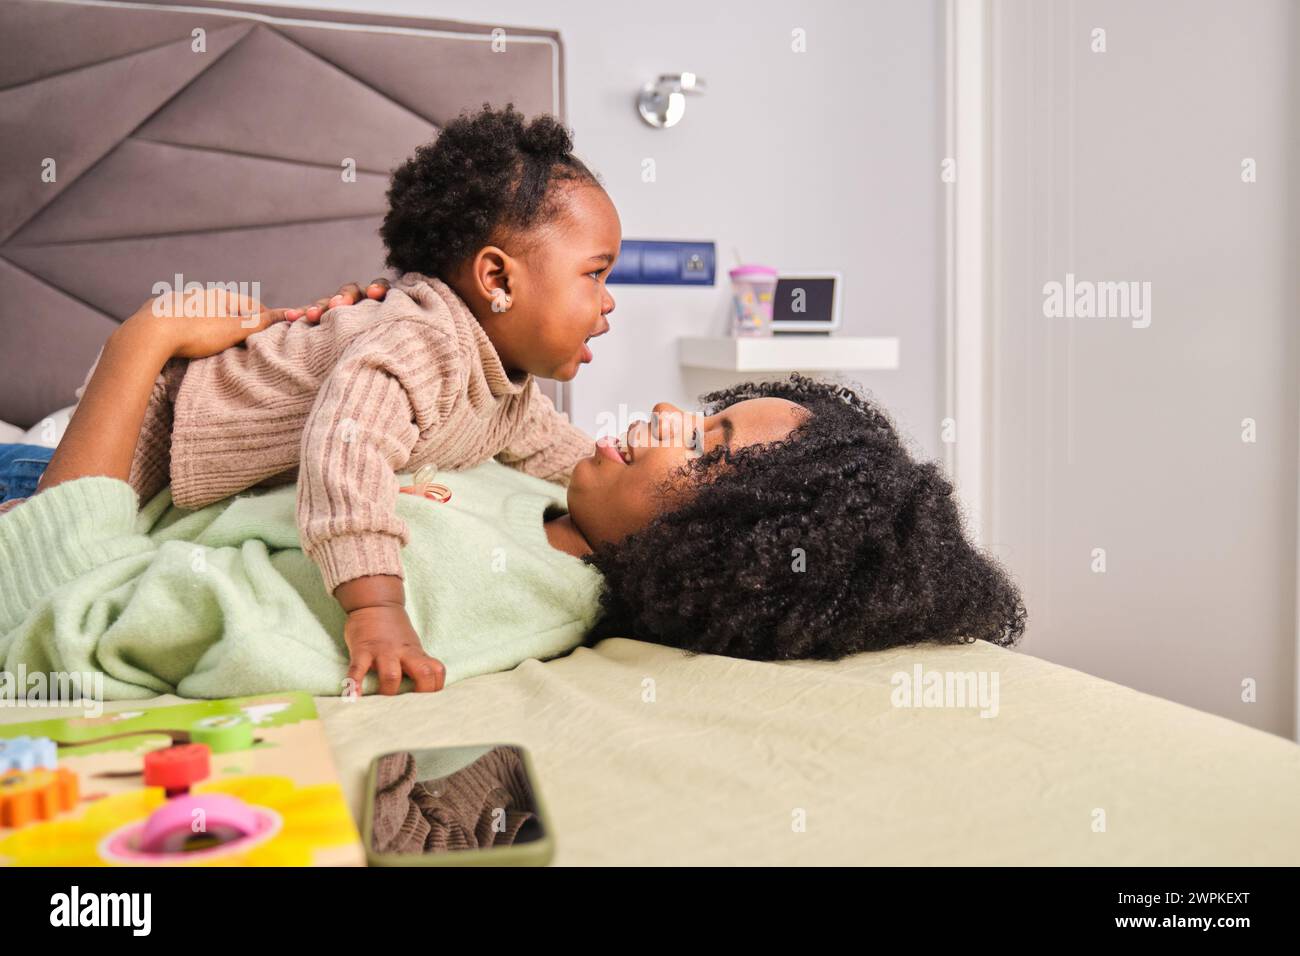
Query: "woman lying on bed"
0 295 1025 700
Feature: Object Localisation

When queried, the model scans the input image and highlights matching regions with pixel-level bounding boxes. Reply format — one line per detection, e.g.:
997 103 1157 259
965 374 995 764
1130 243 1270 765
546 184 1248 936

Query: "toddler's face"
477 183 622 381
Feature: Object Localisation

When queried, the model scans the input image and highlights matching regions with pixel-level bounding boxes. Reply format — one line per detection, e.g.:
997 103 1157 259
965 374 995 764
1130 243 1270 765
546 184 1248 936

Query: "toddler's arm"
297 322 456 694
495 379 596 487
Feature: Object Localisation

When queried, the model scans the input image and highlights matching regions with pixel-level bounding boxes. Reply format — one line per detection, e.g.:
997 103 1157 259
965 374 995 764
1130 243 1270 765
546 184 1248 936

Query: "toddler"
74 104 621 696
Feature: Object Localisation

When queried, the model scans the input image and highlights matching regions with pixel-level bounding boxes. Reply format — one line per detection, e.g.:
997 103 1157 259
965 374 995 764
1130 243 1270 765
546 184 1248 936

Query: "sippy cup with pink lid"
728 265 778 337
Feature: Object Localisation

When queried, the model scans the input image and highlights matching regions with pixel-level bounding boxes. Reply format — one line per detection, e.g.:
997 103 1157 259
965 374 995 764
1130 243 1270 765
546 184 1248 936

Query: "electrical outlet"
608 240 716 285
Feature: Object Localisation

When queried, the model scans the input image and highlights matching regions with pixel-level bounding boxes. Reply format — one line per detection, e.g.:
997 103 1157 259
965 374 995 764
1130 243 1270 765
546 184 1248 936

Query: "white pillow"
8 347 96 446
20 406 76 448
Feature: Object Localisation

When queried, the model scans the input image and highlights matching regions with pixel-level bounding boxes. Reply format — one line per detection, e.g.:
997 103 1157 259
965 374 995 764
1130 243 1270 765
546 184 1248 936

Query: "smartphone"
361 744 555 866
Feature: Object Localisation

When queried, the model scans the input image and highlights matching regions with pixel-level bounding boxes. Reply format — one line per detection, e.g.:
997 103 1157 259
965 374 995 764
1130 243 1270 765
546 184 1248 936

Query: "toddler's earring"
491 289 512 313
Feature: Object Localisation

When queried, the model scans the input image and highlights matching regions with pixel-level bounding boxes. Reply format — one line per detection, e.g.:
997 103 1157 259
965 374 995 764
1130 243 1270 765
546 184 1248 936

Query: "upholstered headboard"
0 0 568 428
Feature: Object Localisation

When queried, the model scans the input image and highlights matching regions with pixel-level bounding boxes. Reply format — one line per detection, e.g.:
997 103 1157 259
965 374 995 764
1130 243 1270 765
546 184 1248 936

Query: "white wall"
239 0 947 459
230 0 1300 737
987 0 1299 738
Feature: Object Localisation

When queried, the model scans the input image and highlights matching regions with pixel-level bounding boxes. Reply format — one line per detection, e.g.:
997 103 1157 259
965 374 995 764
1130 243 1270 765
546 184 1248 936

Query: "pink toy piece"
139 793 260 854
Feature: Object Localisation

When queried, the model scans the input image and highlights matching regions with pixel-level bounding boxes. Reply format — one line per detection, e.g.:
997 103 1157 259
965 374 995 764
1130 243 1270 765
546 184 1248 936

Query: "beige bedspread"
5 637 1298 865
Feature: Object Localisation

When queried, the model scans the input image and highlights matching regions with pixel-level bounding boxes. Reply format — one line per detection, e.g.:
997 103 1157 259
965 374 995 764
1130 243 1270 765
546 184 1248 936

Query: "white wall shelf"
678 336 900 372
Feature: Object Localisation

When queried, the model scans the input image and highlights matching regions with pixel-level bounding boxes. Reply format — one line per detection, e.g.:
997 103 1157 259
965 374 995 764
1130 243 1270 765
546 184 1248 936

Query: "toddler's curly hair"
583 374 1028 661
381 102 602 279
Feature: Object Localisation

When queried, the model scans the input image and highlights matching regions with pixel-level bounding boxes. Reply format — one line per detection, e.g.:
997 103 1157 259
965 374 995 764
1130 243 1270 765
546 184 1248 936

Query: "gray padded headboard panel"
0 0 568 428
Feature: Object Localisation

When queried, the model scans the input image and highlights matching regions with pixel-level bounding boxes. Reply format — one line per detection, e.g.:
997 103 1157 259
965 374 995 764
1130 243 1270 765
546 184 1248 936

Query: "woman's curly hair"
582 373 1027 661
380 102 602 279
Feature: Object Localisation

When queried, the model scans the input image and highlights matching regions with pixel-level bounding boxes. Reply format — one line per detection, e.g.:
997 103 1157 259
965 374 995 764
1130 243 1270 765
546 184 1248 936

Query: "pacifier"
399 464 451 503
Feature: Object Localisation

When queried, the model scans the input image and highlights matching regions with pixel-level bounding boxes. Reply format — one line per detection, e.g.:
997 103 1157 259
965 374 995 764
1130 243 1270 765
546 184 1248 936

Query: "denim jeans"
0 443 54 503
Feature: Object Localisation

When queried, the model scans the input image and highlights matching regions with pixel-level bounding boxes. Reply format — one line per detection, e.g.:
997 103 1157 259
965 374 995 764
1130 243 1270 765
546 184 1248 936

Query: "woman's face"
566 397 810 547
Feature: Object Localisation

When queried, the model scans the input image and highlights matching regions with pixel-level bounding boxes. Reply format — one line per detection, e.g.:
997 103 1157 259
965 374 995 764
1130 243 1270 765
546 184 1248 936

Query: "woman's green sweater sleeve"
0 477 151 633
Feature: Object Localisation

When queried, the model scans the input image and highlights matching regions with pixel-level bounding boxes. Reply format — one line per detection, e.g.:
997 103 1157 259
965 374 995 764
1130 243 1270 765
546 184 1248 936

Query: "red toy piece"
143 744 210 797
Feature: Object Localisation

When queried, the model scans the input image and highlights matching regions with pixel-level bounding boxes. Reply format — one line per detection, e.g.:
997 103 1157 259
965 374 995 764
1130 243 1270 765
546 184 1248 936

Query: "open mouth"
581 324 610 364
596 435 632 465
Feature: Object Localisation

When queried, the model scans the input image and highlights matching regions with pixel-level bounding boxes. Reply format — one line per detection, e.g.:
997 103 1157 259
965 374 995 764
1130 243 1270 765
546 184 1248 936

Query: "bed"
3 0 1300 866
2 638 1299 864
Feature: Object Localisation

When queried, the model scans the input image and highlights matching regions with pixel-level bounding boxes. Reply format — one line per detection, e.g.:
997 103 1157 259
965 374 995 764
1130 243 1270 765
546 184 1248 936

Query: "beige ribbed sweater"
120 272 593 593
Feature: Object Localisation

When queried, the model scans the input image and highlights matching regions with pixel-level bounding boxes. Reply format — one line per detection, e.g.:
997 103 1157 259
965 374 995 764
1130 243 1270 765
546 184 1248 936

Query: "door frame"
943 0 992 548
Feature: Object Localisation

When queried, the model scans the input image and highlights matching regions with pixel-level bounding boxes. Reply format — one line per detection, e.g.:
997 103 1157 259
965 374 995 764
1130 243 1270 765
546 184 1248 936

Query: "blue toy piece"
0 736 58 773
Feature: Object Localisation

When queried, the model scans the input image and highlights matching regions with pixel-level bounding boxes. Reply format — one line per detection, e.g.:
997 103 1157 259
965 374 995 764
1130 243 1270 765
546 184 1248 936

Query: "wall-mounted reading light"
636 72 707 128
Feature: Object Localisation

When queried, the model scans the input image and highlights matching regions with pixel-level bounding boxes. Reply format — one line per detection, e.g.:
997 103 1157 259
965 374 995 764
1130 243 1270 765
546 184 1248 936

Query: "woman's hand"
343 604 446 696
123 288 294 360
284 278 391 322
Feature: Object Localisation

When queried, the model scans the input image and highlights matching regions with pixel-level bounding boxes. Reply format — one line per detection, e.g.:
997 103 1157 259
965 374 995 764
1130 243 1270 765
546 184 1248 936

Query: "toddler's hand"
343 604 446 695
